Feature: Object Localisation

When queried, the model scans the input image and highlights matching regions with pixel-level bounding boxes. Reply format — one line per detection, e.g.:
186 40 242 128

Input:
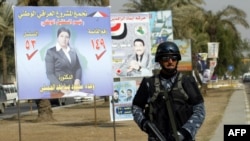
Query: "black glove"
141 119 150 133
177 131 185 141
178 128 192 141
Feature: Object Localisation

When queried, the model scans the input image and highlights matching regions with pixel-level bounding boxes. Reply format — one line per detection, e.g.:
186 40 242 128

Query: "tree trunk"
101 0 109 6
1 46 8 83
0 31 4 48
36 99 55 122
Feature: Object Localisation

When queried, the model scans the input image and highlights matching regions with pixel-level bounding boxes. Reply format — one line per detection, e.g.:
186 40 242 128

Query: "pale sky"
6 0 250 40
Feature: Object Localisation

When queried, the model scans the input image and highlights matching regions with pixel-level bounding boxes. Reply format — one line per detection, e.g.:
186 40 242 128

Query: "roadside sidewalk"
210 84 249 141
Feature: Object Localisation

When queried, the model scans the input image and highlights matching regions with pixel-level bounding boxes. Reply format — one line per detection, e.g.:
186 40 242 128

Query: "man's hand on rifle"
141 120 150 133
177 128 192 141
177 131 184 141
141 120 167 141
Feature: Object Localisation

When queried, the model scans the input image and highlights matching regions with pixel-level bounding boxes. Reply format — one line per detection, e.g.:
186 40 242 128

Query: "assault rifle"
147 122 167 141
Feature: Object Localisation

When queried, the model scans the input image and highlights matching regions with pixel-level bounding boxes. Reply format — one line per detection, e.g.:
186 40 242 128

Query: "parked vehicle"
74 96 94 103
243 73 250 83
0 83 18 106
74 96 105 104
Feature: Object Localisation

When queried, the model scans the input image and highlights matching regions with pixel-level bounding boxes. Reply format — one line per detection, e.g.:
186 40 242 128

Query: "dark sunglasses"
160 56 178 61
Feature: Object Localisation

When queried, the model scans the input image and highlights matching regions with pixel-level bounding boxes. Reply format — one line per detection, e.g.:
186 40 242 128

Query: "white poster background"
207 42 219 58
111 13 153 78
109 80 137 121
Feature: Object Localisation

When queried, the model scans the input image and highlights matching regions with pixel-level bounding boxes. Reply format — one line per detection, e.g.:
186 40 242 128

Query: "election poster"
110 80 136 121
174 39 192 71
207 42 219 58
111 13 153 78
14 6 113 100
149 10 173 69
149 10 173 55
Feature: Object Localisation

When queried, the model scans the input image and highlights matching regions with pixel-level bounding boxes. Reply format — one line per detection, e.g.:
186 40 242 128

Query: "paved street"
210 80 250 141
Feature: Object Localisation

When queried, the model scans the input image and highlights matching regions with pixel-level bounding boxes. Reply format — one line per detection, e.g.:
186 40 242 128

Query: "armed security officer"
132 41 205 141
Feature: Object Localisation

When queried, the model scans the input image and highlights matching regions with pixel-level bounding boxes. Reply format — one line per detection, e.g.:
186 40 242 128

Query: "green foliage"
2 36 15 73
0 2 14 83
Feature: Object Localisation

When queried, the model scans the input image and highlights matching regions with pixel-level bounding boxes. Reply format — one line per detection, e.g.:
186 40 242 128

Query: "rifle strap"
163 91 179 141
149 75 161 121
161 72 180 141
150 73 180 141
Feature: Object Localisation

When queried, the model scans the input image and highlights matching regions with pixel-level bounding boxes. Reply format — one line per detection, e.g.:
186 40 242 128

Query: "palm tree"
121 0 205 12
172 5 210 87
204 6 249 42
17 0 59 6
101 0 109 6
0 2 14 83
74 0 109 6
202 6 249 75
174 5 249 91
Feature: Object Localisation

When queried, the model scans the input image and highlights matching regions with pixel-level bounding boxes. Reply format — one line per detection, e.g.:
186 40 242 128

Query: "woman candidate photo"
45 27 82 95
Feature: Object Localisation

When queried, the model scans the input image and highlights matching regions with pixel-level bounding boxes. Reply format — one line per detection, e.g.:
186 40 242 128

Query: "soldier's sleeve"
182 102 206 140
181 75 206 140
132 77 151 130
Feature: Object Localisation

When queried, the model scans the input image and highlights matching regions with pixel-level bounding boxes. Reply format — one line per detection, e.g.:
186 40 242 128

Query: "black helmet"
155 41 181 62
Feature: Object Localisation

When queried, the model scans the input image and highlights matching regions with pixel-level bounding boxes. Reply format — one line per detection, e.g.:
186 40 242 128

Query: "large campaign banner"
14 6 113 100
111 13 153 78
109 80 136 121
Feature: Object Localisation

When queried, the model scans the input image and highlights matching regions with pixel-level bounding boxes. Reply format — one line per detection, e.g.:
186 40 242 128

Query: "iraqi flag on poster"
111 23 127 40
207 42 219 58
111 13 153 78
